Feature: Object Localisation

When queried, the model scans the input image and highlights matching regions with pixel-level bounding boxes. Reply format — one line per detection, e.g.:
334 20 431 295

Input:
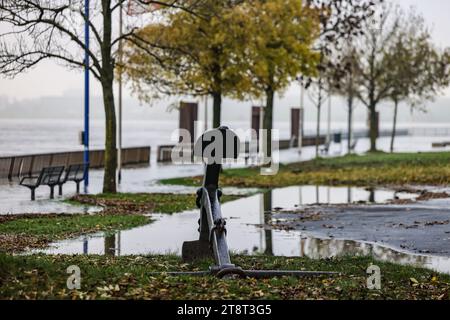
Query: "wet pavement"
273 199 450 256
34 185 450 274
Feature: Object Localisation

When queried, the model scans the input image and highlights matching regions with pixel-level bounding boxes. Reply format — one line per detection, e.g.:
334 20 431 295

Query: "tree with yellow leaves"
244 0 378 159
123 0 255 128
124 0 378 157
241 0 320 159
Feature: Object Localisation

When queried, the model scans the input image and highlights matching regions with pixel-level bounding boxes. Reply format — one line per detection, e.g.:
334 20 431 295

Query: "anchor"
159 127 336 279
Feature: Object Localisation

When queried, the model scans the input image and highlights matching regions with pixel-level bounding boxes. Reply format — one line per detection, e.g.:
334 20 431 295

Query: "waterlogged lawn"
0 193 242 252
161 152 450 188
0 254 449 300
0 214 151 253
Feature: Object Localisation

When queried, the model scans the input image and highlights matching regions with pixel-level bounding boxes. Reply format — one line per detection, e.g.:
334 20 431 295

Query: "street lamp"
118 1 123 184
84 0 90 193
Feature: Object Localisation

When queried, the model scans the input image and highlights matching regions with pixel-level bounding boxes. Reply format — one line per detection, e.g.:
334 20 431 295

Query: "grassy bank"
161 152 450 188
0 253 448 300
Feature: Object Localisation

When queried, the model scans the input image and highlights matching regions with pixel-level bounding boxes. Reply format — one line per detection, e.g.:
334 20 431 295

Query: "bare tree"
328 42 360 154
306 54 330 158
349 3 402 152
0 0 202 193
384 9 450 152
340 3 450 153
300 0 381 158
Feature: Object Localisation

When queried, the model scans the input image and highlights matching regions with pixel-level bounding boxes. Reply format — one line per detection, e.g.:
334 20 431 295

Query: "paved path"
274 198 450 257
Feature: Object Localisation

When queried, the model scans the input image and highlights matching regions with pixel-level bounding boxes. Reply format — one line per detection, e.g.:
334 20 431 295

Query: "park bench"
320 141 331 155
57 164 87 195
157 145 175 162
20 166 65 201
349 139 358 152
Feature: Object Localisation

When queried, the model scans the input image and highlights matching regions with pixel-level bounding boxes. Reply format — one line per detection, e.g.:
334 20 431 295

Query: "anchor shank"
203 185 233 268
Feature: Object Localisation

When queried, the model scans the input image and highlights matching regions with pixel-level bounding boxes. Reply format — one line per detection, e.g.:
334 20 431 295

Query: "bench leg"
31 188 36 201
50 186 55 199
59 184 63 196
76 182 80 194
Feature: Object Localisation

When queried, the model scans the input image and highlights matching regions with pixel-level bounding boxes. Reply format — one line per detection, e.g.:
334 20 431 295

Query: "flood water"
35 185 450 275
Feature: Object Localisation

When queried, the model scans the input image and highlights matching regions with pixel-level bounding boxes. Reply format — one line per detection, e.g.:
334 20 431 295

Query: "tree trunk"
315 104 321 158
367 46 378 153
100 0 117 193
390 99 398 153
347 72 354 154
315 84 323 158
212 92 221 128
263 88 274 160
347 93 354 154
102 78 117 193
368 103 378 152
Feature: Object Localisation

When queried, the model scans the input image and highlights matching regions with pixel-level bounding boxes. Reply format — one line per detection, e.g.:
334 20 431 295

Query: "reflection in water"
347 187 352 204
104 234 116 256
298 236 449 275
368 188 375 203
100 232 122 257
35 185 450 274
83 237 88 255
263 191 273 256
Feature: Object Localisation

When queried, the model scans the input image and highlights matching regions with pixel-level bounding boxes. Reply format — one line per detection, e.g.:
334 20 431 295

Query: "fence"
0 146 150 180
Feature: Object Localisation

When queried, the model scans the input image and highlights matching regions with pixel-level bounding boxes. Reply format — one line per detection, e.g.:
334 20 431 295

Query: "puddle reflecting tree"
104 233 117 257
263 190 273 256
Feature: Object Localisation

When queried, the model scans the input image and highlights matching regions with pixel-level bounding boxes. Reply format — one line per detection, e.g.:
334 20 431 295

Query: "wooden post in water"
179 101 199 143
291 108 301 147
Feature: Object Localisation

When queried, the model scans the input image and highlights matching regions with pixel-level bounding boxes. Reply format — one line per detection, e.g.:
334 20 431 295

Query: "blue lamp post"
84 0 90 193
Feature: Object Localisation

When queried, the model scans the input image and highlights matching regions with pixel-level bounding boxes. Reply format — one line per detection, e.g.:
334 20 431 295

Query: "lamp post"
83 0 90 193
118 1 123 184
299 82 304 154
327 93 331 144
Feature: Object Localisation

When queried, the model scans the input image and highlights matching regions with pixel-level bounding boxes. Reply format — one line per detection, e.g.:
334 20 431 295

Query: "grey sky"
0 0 449 100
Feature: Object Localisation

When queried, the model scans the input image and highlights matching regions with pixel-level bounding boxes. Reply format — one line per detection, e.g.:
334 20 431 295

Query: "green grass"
160 152 450 188
0 214 149 237
0 214 151 253
0 253 449 300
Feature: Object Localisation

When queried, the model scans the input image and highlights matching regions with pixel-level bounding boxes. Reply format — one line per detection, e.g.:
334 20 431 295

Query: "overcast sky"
0 0 449 100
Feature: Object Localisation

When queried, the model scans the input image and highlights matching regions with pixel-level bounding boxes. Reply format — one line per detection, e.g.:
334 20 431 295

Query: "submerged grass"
0 253 449 300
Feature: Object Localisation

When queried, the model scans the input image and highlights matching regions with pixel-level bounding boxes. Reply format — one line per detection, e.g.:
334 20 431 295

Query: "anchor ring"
216 267 247 279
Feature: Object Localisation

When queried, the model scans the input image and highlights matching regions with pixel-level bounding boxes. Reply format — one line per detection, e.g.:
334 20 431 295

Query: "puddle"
35 186 450 274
